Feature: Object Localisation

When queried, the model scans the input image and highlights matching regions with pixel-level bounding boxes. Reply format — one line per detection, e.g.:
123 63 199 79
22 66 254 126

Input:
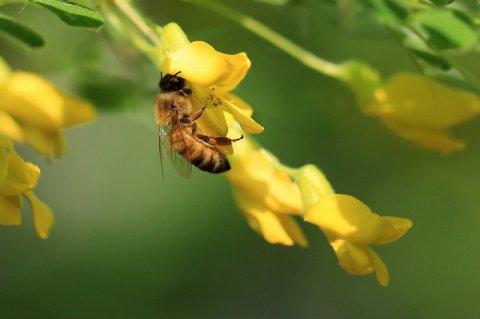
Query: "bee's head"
159 72 185 92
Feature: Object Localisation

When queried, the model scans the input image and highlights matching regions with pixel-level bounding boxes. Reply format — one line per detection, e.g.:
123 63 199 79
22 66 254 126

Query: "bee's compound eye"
159 73 185 91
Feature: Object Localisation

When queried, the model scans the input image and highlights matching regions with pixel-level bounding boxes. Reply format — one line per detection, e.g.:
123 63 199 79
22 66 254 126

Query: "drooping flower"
0 69 96 158
364 73 480 153
297 165 412 287
0 136 54 239
225 127 307 247
159 23 263 138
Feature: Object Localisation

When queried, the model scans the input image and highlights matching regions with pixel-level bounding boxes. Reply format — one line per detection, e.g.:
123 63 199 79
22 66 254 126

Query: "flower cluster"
159 23 263 139
340 62 480 153
366 73 480 153
225 127 307 247
0 137 54 239
298 165 412 287
226 134 412 286
0 59 95 238
156 23 412 286
0 71 95 159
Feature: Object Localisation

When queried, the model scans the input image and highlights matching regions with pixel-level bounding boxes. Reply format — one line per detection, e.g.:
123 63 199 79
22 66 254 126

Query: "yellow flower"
365 73 480 153
225 128 307 247
159 23 263 138
0 70 96 158
298 165 412 287
0 137 54 239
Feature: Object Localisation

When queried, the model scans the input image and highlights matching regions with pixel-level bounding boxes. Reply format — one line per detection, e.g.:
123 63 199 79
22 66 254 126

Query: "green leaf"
359 0 409 24
384 0 408 20
428 0 456 5
0 14 44 48
432 74 479 95
415 9 477 49
30 0 104 29
389 25 451 70
252 0 289 4
410 49 451 69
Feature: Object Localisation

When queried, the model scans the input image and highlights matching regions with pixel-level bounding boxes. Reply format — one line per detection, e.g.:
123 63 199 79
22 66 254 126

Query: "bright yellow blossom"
297 165 412 287
0 70 96 158
0 137 54 239
159 23 263 138
156 23 297 245
225 128 307 247
365 73 480 153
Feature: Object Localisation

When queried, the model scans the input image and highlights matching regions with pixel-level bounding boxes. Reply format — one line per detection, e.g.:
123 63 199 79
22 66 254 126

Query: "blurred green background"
2 0 480 318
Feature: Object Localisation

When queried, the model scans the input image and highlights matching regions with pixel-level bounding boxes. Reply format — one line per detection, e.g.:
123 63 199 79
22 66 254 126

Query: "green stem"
407 25 480 91
0 0 25 5
189 0 345 79
113 0 161 46
101 0 163 67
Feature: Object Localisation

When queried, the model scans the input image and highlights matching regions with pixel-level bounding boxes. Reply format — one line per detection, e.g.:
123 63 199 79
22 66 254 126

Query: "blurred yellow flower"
298 165 412 287
0 71 96 158
225 130 307 247
160 23 263 138
0 137 54 239
365 73 480 153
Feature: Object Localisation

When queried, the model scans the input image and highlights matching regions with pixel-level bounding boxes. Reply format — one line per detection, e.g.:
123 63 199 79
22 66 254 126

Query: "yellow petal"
365 247 390 287
22 126 66 158
162 41 250 90
159 22 191 57
329 239 373 275
374 216 413 245
224 93 253 117
0 138 10 185
0 154 40 196
0 149 40 196
304 194 396 245
24 191 54 239
0 109 23 141
383 119 464 154
277 214 308 247
367 73 480 129
235 190 305 246
0 56 11 85
0 194 22 225
221 96 264 134
296 164 335 209
0 72 95 131
226 145 303 214
330 238 390 287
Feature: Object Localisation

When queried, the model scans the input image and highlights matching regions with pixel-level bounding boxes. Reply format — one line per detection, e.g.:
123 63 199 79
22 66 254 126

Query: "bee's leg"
196 134 244 146
189 107 206 122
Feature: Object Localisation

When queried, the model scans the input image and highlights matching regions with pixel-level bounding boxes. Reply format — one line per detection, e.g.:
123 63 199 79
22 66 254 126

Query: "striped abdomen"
171 128 231 174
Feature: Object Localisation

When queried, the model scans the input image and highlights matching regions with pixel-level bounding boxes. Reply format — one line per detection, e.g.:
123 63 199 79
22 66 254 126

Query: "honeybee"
155 72 243 177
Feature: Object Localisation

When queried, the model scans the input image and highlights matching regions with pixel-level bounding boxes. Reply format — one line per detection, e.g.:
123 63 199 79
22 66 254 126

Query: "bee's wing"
158 124 171 180
158 121 192 179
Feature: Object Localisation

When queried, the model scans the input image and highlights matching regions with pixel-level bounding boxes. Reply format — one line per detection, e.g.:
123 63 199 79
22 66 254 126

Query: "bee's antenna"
174 71 182 76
